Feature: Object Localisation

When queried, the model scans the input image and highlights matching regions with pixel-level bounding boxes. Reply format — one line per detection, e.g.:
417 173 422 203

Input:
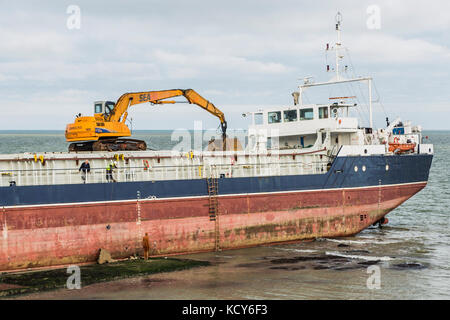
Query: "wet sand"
10 226 450 299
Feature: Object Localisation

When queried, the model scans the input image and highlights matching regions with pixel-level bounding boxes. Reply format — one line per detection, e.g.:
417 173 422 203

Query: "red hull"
0 182 426 271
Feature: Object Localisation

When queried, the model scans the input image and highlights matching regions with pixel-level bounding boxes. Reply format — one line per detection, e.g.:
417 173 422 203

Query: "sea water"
2 130 448 300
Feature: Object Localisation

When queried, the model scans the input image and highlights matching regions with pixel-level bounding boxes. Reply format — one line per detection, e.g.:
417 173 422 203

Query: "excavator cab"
94 101 116 118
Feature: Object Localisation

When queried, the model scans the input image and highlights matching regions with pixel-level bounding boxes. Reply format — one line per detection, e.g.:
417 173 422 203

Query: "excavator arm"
182 89 227 138
107 89 227 137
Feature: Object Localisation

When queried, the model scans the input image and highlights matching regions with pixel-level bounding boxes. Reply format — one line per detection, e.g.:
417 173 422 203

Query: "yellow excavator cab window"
105 102 115 114
94 101 115 116
94 103 103 114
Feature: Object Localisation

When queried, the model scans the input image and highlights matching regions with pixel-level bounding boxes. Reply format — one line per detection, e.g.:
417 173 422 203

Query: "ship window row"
267 107 329 124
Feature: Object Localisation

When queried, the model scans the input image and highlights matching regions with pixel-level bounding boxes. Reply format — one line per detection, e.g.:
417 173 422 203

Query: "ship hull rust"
0 181 426 271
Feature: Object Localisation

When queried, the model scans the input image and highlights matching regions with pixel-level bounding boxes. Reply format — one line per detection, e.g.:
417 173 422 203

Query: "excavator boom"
107 89 184 122
108 89 226 128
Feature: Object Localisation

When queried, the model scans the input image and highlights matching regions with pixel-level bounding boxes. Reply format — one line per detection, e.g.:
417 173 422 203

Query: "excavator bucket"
207 137 242 152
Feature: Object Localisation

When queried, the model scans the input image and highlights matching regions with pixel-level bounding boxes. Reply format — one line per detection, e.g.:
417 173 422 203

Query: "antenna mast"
300 12 374 128
335 12 343 80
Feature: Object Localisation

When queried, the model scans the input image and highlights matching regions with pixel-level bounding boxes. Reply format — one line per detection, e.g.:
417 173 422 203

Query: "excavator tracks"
69 138 147 152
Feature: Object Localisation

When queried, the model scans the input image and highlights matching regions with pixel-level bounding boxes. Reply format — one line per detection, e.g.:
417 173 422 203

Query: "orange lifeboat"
388 143 416 153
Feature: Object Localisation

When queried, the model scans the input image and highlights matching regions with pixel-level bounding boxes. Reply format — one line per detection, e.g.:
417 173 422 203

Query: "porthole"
385 164 389 171
362 165 366 172
354 166 358 172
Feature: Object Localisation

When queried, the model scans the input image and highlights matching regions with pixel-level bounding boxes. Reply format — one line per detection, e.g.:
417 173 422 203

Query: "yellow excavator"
65 89 227 151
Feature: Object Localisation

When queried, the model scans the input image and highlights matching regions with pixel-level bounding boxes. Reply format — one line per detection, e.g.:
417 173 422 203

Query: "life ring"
143 160 150 171
393 137 399 143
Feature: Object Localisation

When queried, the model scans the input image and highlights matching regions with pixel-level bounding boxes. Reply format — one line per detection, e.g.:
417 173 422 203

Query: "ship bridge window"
268 111 282 124
319 107 329 119
254 113 263 125
283 110 297 122
300 108 314 120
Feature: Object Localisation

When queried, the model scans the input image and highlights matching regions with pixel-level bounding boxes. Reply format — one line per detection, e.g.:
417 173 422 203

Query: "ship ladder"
207 174 221 251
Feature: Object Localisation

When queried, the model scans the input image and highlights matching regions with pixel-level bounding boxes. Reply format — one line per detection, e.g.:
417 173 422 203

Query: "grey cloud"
0 0 448 130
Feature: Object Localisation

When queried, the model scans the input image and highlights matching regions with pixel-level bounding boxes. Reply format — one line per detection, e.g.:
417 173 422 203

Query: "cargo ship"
0 15 433 271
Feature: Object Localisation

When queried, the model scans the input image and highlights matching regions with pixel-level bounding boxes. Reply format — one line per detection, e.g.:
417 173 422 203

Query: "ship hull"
0 154 432 271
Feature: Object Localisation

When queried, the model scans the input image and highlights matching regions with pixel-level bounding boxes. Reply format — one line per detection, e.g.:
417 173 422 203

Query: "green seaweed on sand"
0 258 209 298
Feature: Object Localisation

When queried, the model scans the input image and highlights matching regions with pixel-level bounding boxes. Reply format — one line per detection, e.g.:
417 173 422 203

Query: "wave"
324 238 399 245
276 248 318 253
325 251 393 261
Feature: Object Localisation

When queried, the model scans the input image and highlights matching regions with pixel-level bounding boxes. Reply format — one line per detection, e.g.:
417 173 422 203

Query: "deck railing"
0 153 331 187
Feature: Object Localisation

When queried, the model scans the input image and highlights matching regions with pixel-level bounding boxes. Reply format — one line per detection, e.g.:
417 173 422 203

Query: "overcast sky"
0 0 449 131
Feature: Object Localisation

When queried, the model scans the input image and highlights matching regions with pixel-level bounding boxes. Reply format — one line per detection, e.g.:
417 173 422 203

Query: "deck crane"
65 89 227 151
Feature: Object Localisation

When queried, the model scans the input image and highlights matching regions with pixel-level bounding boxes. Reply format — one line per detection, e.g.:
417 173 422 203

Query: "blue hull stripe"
0 154 433 207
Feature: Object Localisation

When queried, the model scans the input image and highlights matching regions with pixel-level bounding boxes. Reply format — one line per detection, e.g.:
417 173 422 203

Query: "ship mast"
298 12 374 129
335 12 342 81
